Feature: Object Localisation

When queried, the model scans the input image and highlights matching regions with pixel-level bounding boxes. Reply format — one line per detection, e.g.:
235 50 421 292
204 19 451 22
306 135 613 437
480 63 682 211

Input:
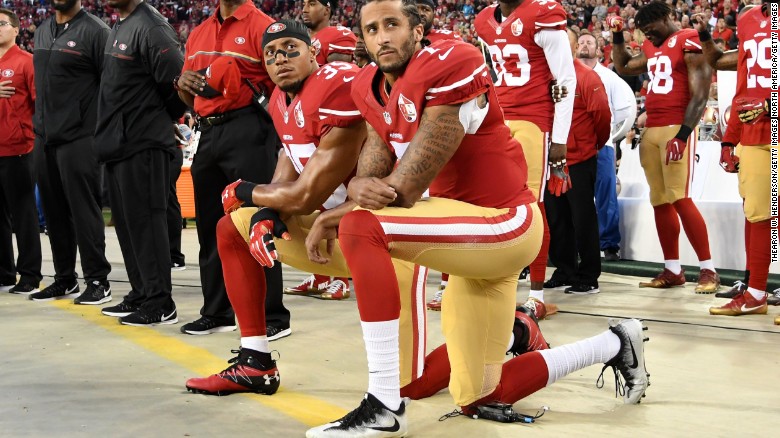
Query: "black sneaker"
768 288 780 306
102 300 140 317
306 393 406 437
171 262 186 272
604 248 620 262
119 304 178 326
267 325 291 341
565 283 600 294
715 280 746 299
543 279 570 290
9 283 40 295
181 316 237 335
29 280 79 302
74 280 112 305
517 266 531 282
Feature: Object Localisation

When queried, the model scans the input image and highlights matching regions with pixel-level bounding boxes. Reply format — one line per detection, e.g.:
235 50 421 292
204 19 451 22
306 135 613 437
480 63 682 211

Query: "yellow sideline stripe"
49 299 347 426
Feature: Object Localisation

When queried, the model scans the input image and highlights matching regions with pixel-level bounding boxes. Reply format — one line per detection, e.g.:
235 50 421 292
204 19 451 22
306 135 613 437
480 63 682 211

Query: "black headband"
262 20 311 49
318 0 336 9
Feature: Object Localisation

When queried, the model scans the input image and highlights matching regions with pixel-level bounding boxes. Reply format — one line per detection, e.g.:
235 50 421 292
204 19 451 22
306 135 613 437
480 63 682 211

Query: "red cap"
206 57 241 101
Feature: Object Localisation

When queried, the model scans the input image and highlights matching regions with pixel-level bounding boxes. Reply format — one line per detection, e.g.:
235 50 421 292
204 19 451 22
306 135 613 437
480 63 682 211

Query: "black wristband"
675 125 693 141
698 29 712 42
235 181 257 205
721 142 735 148
612 31 624 45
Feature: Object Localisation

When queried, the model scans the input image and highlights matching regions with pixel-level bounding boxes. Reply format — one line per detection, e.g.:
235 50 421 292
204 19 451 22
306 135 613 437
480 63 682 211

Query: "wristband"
675 125 693 141
698 29 712 42
612 31 624 45
235 181 257 205
721 142 734 148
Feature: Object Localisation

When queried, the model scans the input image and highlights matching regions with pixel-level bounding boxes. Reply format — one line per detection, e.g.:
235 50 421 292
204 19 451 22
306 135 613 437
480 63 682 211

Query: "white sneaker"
306 393 407 437
598 319 650 404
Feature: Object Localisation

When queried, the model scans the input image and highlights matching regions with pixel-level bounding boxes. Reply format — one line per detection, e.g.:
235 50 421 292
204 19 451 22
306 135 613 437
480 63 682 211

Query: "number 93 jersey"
474 0 567 130
641 28 702 128
735 5 772 146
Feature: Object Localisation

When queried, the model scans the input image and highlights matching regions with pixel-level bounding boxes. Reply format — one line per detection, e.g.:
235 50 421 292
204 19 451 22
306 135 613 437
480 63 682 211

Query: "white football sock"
699 259 715 271
538 329 621 386
528 289 544 303
241 336 270 353
664 260 682 275
747 287 767 301
361 319 401 410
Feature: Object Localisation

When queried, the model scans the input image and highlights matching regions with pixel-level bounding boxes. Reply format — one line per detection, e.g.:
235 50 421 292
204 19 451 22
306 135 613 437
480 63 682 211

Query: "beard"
53 0 79 12
577 50 596 59
372 32 417 75
279 78 306 94
422 19 432 34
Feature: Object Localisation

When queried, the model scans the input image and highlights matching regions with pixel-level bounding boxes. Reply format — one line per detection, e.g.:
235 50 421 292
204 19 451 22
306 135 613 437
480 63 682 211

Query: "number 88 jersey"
735 5 772 146
474 0 567 132
641 28 702 128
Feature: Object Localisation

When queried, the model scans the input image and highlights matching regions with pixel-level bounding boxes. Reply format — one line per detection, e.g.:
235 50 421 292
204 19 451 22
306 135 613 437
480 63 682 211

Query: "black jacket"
33 10 109 146
95 2 185 163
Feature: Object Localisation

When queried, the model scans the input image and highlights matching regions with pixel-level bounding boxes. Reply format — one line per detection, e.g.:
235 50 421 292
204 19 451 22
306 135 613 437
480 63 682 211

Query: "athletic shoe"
598 318 650 404
0 283 14 292
709 291 767 316
767 288 780 306
267 325 291 341
715 280 747 299
29 280 79 302
171 263 186 272
521 297 547 320
565 284 600 294
306 393 406 438
604 248 620 262
284 274 330 295
180 316 237 335
507 307 549 356
119 304 178 326
543 278 571 290
9 283 40 295
517 266 530 282
101 300 139 317
185 348 280 396
74 280 111 305
427 288 444 311
638 268 685 288
318 279 350 300
694 269 720 294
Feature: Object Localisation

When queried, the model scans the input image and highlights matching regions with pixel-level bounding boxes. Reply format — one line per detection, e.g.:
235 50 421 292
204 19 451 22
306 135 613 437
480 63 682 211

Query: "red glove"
248 208 291 267
734 97 768 124
665 126 692 164
547 165 573 197
719 143 739 173
606 16 624 32
222 179 256 214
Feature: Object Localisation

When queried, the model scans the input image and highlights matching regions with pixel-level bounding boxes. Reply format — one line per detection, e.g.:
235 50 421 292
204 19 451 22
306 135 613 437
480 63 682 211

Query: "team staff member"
96 0 185 326
0 8 42 295
545 29 611 295
303 0 357 65
416 0 461 43
29 0 112 304
176 0 287 337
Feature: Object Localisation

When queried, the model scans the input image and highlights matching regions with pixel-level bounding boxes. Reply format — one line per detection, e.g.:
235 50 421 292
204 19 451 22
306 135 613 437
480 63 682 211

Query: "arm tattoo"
356 127 395 178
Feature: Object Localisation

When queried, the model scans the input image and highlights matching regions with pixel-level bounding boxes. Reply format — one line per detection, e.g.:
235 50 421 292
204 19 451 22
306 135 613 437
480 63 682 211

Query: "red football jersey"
641 28 703 128
734 6 771 146
312 26 357 66
268 62 362 210
351 40 535 209
426 28 461 44
474 0 567 129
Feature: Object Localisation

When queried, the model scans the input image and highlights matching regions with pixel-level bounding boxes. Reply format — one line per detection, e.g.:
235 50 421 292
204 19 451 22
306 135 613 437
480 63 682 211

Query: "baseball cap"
199 57 241 101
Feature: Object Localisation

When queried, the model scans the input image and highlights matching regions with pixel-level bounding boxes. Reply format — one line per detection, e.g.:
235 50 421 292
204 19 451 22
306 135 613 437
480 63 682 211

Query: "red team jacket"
311 26 357 66
268 61 362 210
566 60 611 165
350 39 535 209
0 45 35 156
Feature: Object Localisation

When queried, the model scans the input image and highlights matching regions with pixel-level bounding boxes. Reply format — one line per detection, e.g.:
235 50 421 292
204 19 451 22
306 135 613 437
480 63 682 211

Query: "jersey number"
317 62 353 80
647 56 673 95
487 43 530 87
743 39 771 89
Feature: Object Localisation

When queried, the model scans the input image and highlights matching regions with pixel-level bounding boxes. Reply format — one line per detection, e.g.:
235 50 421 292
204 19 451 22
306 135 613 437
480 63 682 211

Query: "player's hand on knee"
719 142 740 173
735 97 769 124
547 164 572 196
347 177 397 210
305 218 338 265
248 208 291 267
222 179 257 214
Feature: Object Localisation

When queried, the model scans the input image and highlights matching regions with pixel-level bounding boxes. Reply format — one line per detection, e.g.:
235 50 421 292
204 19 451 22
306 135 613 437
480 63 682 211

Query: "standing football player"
415 0 461 43
611 1 720 293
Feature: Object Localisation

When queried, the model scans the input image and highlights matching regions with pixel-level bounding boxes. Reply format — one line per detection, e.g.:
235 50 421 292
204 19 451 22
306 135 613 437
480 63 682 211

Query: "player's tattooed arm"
683 52 713 130
385 103 465 208
357 123 395 178
611 46 648 76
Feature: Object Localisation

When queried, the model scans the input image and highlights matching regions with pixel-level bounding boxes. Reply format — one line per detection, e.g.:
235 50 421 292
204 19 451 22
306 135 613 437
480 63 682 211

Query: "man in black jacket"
96 0 186 326
29 0 112 304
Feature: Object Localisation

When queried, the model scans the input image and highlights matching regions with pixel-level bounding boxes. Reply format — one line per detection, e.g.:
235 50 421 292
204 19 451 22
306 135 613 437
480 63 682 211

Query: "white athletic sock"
361 319 401 410
747 287 767 301
699 259 715 271
440 280 448 288
664 260 682 275
538 329 621 386
528 289 544 303
241 336 270 353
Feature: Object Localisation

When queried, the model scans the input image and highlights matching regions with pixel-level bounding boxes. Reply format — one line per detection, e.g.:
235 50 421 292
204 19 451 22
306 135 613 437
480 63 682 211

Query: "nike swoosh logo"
740 304 764 312
161 48 170 54
368 418 400 433
628 340 639 369
343 76 355 82
438 47 455 60
162 309 176 321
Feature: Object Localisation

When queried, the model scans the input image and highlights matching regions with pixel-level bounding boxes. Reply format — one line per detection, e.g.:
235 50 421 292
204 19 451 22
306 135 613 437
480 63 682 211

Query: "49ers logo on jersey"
667 35 677 48
1 69 13 78
312 39 322 55
511 19 523 36
294 101 305 128
398 94 417 123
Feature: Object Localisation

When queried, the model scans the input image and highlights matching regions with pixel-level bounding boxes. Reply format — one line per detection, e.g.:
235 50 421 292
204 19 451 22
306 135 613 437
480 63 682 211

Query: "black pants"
192 109 288 327
0 153 42 286
546 155 601 286
35 136 111 283
168 147 185 266
106 149 173 310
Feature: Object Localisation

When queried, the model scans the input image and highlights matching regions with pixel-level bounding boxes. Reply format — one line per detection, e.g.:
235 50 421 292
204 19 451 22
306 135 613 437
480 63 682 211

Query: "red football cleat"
186 348 280 396
709 291 767 316
639 268 686 288
507 307 549 356
284 274 330 295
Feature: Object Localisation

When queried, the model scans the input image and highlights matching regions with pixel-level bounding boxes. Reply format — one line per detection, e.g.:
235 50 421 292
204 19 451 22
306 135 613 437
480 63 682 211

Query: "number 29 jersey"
641 29 702 128
474 0 567 131
735 5 771 146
